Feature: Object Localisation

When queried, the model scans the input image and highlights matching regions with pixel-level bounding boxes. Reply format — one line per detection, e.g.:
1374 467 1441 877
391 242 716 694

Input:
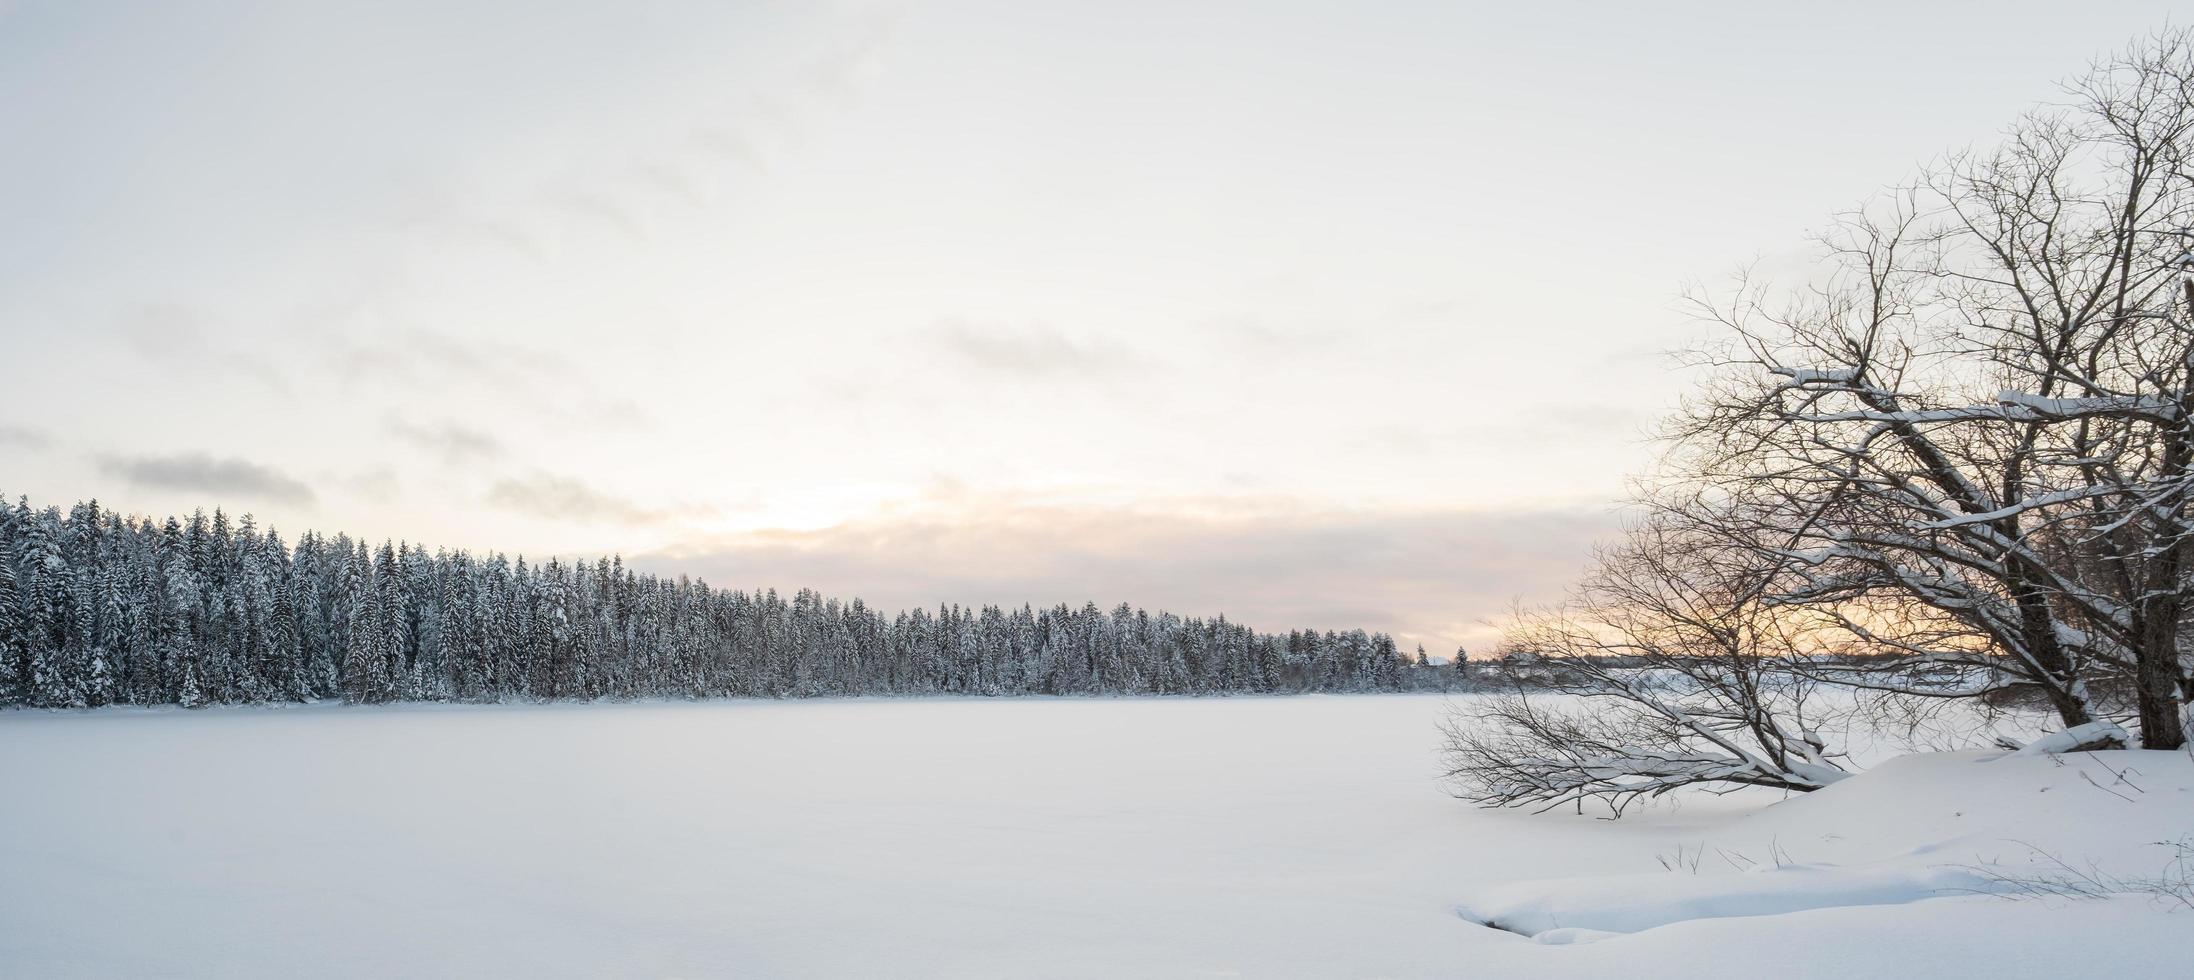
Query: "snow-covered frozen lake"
1 695 2182 978
0 695 1658 977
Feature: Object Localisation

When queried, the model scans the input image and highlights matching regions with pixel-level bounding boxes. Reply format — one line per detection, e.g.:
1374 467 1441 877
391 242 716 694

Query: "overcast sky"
1 1 2182 654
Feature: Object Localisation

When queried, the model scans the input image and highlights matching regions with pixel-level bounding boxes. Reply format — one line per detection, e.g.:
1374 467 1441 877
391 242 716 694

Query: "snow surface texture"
1462 864 2000 936
1 695 2186 978
1456 742 2191 977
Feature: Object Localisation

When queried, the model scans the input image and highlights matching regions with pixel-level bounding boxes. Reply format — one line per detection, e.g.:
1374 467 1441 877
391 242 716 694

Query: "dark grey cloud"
930 321 1145 376
486 473 709 526
100 452 315 504
636 500 1617 656
386 418 503 465
0 424 48 450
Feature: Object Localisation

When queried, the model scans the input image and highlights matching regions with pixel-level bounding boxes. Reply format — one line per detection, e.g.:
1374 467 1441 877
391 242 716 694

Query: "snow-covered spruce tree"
1442 509 1848 814
1670 30 2194 748
86 559 126 708
0 539 24 705
266 540 310 702
339 543 383 705
19 504 78 708
154 516 200 708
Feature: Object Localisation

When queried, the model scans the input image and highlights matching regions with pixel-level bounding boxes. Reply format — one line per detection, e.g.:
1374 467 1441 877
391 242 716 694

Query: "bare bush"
1970 838 2194 911
1441 513 1849 813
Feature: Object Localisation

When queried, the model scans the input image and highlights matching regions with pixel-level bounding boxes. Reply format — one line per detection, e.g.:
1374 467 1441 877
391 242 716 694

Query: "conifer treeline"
0 495 1431 708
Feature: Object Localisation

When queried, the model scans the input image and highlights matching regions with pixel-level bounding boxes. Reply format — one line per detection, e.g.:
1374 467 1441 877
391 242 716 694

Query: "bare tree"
1666 29 2194 748
1442 510 1849 814
1448 30 2194 815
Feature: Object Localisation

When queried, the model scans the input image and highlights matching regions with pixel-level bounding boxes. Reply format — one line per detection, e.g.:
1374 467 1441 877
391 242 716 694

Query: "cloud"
1369 401 1650 456
386 417 503 465
113 303 200 357
327 327 649 431
343 466 401 501
330 326 568 392
798 5 899 105
0 424 48 450
689 125 771 175
548 189 647 241
636 493 1617 656
113 304 291 397
486 473 709 526
100 452 316 504
1207 314 1347 355
929 321 1145 376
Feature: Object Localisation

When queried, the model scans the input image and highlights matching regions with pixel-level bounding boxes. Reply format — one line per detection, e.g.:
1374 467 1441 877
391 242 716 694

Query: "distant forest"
0 495 1453 708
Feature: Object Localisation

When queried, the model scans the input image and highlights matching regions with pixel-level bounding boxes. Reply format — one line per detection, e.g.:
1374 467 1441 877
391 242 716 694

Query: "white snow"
1452 739 2192 978
1461 863 2000 937
0 695 2186 978
1771 366 1859 385
2012 719 2130 754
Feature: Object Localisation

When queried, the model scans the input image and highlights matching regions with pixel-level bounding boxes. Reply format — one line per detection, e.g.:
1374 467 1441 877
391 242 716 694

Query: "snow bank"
1461 863 1996 938
1732 746 2191 869
1547 893 2182 980
1456 743 2194 972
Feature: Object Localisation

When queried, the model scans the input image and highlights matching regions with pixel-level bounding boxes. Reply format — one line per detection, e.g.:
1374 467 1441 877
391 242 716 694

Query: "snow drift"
1456 743 2192 976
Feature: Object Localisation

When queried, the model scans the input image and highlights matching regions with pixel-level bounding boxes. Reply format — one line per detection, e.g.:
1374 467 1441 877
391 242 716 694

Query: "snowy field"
1 695 2186 979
